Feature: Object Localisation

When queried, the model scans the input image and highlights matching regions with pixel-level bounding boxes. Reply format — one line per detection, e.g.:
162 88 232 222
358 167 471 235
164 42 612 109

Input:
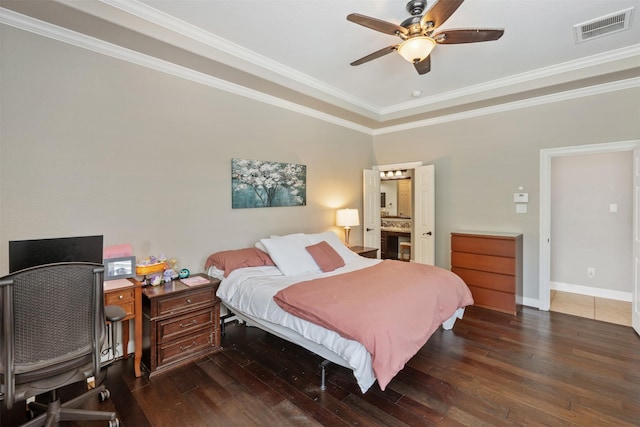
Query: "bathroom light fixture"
336 208 359 247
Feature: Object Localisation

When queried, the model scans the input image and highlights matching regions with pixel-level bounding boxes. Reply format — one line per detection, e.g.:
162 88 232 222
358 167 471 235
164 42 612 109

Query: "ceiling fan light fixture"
397 36 435 63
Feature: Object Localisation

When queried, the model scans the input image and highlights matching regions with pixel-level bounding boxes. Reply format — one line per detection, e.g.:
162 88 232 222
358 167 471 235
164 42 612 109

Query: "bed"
206 231 473 393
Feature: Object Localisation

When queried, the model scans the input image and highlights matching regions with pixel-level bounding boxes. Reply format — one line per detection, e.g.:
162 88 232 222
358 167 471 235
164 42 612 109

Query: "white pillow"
306 231 360 263
207 266 226 280
260 234 321 276
254 240 269 253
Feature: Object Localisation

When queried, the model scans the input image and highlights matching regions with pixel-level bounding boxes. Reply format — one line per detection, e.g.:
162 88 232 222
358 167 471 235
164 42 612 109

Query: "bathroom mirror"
380 178 411 218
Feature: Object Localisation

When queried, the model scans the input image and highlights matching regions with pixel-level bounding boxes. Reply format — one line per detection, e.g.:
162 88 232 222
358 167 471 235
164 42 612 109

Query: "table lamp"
336 208 360 247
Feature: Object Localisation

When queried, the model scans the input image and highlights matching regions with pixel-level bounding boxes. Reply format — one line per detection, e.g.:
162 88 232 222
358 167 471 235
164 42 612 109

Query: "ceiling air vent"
574 7 634 43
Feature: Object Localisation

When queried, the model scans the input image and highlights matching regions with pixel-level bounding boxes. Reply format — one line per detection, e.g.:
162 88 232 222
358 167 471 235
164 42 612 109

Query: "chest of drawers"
451 232 522 315
141 274 221 376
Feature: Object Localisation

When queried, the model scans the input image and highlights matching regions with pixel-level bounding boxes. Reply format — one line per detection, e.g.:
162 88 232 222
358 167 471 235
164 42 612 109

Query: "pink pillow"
305 241 345 272
205 248 275 277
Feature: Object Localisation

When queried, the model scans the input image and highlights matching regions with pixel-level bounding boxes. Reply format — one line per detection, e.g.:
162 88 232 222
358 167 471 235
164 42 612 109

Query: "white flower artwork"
231 158 306 209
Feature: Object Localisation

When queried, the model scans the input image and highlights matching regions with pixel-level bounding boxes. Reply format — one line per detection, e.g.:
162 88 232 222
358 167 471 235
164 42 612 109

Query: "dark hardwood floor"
8 306 640 426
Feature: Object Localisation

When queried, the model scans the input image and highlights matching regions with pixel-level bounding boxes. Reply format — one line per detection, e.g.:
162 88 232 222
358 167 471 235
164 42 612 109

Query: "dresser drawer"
452 235 516 257
468 285 516 315
158 329 213 366
156 288 216 316
451 252 515 275
452 267 515 293
157 308 213 343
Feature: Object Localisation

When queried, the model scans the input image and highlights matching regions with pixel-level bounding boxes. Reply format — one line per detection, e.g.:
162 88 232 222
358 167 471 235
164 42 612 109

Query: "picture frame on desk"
104 256 136 281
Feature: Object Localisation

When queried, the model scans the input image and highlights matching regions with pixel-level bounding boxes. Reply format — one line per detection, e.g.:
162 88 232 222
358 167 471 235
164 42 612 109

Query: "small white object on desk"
104 278 134 291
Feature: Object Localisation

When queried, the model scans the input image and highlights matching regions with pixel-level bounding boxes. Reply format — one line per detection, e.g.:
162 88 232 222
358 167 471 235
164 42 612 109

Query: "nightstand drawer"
105 288 135 305
105 288 135 318
157 308 213 343
158 329 213 366
157 288 216 316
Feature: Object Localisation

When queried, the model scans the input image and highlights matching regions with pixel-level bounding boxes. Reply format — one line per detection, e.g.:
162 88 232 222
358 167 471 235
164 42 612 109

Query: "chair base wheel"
98 389 111 402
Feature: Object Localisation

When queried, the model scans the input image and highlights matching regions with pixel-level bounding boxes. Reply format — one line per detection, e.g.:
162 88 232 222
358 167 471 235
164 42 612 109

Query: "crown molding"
101 0 640 121
99 0 382 116
0 7 373 135
2 6 637 137
381 44 640 117
373 77 640 135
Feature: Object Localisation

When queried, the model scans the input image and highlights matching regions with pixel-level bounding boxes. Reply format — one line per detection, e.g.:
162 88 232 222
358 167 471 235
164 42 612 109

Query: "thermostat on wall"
513 193 528 203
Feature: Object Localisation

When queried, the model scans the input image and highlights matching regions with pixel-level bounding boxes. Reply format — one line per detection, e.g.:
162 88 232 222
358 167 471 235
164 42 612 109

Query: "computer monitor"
8 235 104 273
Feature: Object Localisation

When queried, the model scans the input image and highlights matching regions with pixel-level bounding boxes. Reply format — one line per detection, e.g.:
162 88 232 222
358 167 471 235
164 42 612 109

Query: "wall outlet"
587 267 595 278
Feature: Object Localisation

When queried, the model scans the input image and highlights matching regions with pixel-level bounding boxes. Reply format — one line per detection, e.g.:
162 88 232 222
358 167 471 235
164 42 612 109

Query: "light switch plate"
513 193 529 203
516 204 527 214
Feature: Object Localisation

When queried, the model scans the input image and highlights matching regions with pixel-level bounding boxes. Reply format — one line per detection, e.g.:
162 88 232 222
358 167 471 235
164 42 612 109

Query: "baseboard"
551 281 632 302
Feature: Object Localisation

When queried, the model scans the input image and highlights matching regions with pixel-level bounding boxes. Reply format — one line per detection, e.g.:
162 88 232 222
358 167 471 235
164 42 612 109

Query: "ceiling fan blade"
433 29 504 44
351 45 398 66
414 56 431 75
420 0 465 31
347 13 408 36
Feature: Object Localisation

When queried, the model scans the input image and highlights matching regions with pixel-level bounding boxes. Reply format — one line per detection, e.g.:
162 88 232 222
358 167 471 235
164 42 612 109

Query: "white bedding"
215 257 379 392
214 257 465 393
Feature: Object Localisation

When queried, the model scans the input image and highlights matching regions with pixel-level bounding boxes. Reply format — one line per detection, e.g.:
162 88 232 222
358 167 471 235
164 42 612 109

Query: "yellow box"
135 262 165 276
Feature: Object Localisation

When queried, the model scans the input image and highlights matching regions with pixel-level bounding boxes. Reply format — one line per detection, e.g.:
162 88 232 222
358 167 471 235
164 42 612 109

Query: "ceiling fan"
347 0 504 75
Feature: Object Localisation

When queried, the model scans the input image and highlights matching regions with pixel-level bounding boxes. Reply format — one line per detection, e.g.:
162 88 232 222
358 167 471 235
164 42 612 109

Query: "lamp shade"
336 208 360 227
397 36 436 63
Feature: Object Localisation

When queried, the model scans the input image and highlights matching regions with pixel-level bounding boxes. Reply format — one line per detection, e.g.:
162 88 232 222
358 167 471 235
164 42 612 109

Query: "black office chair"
0 262 120 427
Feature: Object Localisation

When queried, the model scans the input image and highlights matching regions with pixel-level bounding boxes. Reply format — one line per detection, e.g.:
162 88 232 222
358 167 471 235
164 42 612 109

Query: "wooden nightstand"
350 246 379 259
141 274 222 377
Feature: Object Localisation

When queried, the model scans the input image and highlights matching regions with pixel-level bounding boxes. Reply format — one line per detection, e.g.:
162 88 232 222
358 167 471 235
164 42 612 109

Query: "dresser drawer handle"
118 295 124 300
179 341 197 351
180 320 197 328
185 298 192 304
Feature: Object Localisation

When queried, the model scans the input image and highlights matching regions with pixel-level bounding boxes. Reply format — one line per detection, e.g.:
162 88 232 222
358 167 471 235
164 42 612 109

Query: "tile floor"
550 290 632 326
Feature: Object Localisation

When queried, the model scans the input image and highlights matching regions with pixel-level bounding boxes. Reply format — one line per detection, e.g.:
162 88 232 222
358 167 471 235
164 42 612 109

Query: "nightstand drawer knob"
118 295 124 300
180 320 197 328
179 341 197 351
186 298 192 304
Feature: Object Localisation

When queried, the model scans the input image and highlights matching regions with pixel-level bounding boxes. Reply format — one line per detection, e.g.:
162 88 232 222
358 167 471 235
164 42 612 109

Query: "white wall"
372 87 640 306
0 25 372 275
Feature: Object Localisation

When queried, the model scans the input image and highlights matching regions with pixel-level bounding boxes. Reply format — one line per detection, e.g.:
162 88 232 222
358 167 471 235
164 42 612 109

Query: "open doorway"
539 140 638 329
363 161 435 265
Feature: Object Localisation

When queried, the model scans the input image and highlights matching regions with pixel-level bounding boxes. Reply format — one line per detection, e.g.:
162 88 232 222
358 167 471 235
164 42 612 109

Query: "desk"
103 278 142 377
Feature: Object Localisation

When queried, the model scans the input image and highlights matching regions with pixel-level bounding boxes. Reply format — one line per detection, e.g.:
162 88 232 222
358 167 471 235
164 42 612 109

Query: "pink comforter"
273 260 473 391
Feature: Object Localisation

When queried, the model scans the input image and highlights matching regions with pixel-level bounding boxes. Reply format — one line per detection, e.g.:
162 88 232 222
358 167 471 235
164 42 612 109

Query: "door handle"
366 228 374 231
423 231 433 236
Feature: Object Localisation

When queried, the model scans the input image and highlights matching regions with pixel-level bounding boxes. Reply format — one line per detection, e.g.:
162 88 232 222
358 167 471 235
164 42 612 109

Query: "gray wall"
551 151 632 293
2 23 639 309
371 88 640 305
0 26 372 275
